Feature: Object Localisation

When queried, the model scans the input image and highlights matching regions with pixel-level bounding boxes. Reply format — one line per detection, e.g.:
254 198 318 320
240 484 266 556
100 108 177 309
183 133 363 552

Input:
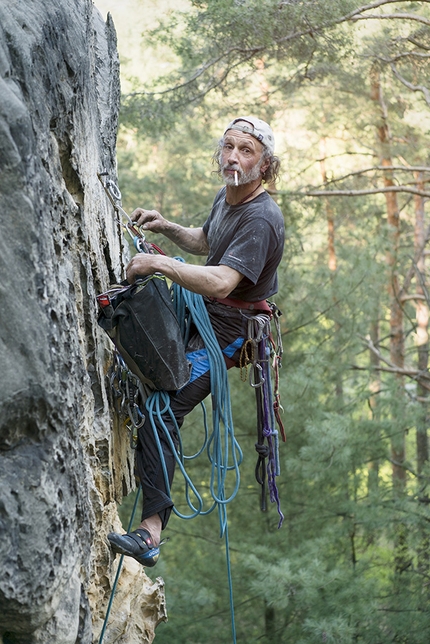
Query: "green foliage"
117 119 220 225
120 0 368 136
106 0 430 641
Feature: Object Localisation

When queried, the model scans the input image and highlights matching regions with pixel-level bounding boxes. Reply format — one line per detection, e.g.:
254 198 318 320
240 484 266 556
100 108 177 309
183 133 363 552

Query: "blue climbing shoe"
107 528 160 567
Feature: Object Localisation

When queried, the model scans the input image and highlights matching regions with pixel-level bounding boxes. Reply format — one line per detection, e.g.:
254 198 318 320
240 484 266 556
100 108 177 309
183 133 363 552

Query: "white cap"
224 116 275 154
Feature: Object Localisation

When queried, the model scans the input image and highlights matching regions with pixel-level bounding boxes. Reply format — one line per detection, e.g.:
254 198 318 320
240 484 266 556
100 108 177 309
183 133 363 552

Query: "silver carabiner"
250 362 265 388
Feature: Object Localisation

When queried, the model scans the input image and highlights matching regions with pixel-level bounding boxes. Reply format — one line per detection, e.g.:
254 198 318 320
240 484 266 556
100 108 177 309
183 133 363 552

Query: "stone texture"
0 1 166 642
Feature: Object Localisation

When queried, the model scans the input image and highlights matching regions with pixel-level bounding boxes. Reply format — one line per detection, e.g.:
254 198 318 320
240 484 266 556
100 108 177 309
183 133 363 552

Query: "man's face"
220 128 267 186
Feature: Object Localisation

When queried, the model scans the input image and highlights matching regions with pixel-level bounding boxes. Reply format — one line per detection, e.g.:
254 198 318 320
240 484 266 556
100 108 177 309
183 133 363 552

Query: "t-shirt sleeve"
218 217 273 284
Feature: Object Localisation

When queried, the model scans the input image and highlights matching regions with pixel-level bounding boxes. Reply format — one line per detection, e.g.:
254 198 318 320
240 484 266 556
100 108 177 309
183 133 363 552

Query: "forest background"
94 1 430 642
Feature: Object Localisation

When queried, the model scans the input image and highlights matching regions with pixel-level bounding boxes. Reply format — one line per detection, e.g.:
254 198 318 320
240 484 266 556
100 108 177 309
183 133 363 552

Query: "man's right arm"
131 208 209 256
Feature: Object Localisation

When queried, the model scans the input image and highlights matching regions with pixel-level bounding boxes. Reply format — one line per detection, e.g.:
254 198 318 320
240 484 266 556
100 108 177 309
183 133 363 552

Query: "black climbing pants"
135 300 255 530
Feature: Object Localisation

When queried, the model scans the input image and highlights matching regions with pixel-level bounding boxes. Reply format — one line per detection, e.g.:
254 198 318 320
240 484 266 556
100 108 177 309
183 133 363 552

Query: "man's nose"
227 148 239 164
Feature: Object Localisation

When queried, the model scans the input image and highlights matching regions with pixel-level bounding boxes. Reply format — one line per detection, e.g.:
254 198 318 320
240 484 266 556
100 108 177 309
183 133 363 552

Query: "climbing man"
107 116 285 566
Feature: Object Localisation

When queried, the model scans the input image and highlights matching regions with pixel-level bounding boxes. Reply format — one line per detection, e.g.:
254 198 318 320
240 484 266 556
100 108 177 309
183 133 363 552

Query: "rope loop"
148 281 242 531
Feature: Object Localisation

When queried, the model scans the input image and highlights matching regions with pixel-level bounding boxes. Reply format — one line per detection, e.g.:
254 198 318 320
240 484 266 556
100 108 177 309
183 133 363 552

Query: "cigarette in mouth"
234 170 238 186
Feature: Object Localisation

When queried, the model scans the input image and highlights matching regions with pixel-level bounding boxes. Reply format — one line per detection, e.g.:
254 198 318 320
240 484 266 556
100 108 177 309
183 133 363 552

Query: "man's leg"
133 305 250 538
136 370 212 543
107 368 212 563
108 303 248 564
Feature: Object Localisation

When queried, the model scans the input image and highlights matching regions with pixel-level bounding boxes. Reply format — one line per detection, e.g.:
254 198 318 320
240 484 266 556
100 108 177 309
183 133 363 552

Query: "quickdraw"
107 350 151 449
239 302 285 528
97 171 165 256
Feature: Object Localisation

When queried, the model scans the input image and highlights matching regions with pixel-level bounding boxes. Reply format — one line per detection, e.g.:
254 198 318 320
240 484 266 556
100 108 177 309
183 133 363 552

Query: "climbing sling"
239 306 285 527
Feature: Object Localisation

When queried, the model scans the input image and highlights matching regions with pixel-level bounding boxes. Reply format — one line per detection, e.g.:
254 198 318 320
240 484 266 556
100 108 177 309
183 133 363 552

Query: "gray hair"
212 138 281 184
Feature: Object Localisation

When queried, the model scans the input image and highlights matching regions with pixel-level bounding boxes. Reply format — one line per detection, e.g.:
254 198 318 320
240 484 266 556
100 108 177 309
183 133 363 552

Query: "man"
108 116 284 566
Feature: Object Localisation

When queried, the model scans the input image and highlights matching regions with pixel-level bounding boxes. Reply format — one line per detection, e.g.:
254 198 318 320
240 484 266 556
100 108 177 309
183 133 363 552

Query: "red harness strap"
213 296 272 313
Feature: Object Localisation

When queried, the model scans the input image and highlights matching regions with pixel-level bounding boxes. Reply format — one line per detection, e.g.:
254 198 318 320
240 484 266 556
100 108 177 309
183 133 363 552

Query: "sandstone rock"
0 1 165 642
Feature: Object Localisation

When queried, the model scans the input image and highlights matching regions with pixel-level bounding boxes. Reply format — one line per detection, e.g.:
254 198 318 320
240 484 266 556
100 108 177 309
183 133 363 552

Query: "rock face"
0 1 166 642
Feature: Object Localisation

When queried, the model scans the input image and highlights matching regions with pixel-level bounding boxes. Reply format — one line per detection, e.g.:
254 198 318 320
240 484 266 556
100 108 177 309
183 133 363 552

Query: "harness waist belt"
212 296 271 312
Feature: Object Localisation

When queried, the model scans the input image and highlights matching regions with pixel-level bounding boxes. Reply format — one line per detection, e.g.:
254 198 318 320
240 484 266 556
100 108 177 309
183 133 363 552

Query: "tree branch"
125 0 430 107
390 63 430 107
352 364 430 391
399 293 427 302
317 0 430 24
311 165 430 190
408 36 430 51
125 46 264 99
374 51 430 63
357 334 430 387
296 186 430 198
350 13 430 27
388 458 419 478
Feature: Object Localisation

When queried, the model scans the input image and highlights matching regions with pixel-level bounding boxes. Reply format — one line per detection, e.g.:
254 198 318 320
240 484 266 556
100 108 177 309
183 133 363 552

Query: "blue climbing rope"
98 486 141 644
145 279 241 642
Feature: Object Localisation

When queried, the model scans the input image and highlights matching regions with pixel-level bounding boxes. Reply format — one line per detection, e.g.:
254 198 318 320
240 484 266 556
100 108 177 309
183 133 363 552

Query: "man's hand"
130 206 209 256
126 253 156 283
131 208 167 233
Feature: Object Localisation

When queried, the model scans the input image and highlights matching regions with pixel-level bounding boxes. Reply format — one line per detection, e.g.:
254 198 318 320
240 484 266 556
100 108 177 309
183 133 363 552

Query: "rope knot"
255 442 270 458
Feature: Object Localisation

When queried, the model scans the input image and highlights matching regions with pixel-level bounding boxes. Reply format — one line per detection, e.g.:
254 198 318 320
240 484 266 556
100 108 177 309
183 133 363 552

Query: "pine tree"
109 1 430 640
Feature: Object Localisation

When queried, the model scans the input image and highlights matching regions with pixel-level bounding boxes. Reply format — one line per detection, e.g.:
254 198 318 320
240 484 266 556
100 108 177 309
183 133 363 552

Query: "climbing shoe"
107 528 160 567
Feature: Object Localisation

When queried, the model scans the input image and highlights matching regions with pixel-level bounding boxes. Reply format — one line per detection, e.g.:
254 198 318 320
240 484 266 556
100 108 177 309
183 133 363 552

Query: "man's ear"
261 160 270 175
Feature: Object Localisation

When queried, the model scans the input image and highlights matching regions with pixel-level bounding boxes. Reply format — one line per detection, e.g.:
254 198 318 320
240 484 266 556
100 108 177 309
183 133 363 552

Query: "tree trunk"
413 172 430 581
264 601 276 641
319 137 343 403
414 172 429 472
319 138 337 273
370 65 408 573
368 316 381 497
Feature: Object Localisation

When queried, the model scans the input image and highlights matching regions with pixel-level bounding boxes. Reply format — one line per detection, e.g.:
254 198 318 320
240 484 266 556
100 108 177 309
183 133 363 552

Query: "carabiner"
250 362 265 388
